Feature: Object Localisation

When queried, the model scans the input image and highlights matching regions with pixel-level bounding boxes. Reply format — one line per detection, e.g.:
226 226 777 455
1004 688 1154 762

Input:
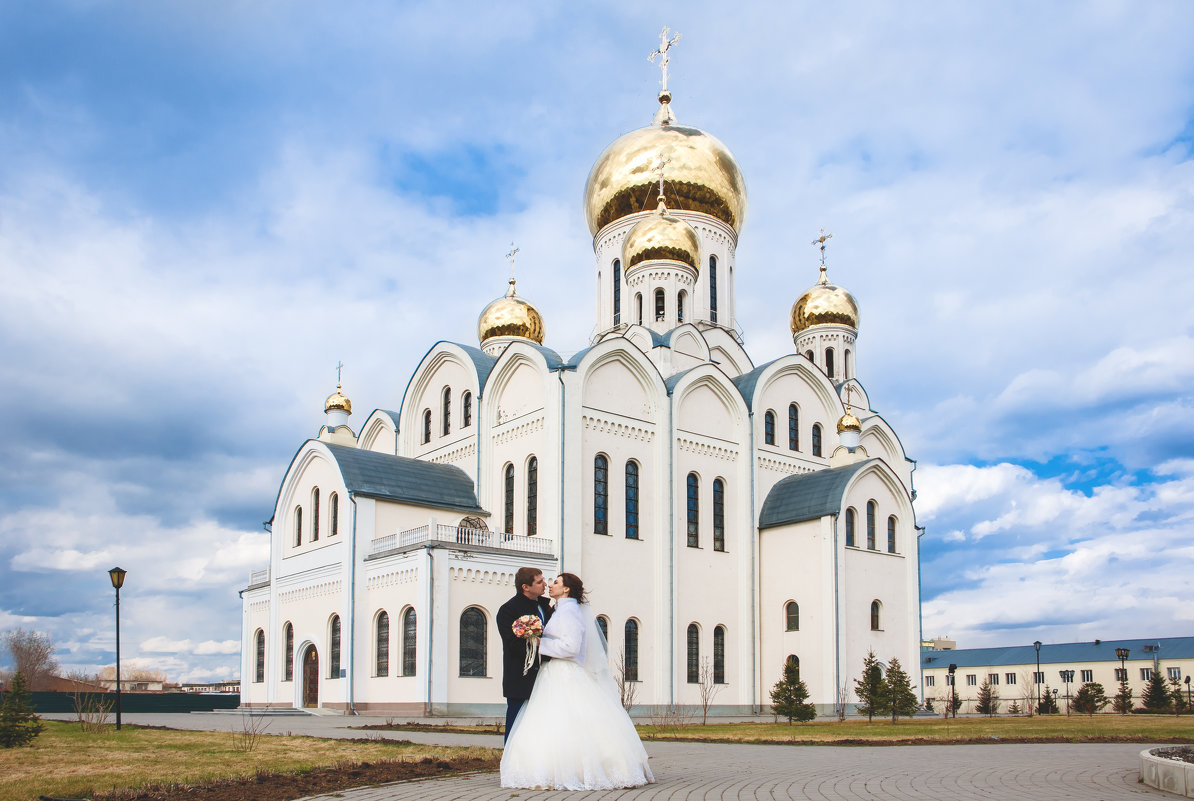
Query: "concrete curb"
1140 747 1194 797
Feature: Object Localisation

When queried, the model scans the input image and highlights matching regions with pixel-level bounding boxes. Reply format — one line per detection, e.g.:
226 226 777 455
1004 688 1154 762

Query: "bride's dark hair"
558 572 588 603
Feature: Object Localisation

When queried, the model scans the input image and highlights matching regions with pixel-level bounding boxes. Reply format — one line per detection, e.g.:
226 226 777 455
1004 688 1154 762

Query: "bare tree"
835 680 851 721
696 657 723 725
614 649 638 714
3 629 59 690
1019 669 1037 717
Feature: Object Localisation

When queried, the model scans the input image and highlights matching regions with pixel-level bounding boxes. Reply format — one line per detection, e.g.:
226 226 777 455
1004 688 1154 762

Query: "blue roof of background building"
758 460 874 530
324 443 486 514
921 637 1194 669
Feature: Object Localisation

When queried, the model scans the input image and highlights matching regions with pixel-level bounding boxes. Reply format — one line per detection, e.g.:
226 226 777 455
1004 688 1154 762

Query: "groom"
496 566 553 743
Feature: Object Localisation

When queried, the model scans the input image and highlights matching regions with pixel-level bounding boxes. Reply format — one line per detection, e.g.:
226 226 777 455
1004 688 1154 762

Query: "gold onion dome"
478 279 545 345
583 91 747 236
324 385 352 414
622 200 701 269
790 268 861 334
836 410 862 434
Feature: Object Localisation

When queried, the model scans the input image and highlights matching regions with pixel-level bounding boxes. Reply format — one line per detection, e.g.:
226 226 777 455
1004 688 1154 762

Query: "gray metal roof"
455 344 499 394
758 460 874 530
730 359 780 411
324 443 486 514
664 367 698 395
921 637 1194 669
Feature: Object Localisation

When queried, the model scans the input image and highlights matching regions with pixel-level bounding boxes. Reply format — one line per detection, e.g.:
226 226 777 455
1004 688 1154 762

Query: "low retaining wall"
1140 748 1194 797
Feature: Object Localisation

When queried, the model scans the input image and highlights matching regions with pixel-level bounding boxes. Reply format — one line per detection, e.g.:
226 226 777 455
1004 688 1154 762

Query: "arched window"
329 615 341 678
788 404 799 451
764 411 776 445
805 349 814 361
462 391 472 427
870 600 881 631
825 348 835 379
283 622 294 681
594 455 609 535
503 464 515 535
254 629 265 683
375 611 389 677
686 623 700 684
596 615 609 647
812 424 823 457
713 478 726 552
311 488 320 542
845 349 852 379
441 387 451 436
713 625 726 684
613 259 622 325
625 460 639 540
294 506 302 547
526 456 538 536
785 601 799 631
459 607 487 677
709 256 718 323
422 409 431 444
329 493 339 537
887 515 897 553
786 653 800 683
654 289 665 322
677 289 686 323
866 501 877 550
845 507 857 547
401 607 417 677
686 473 700 547
624 619 639 682
635 293 643 325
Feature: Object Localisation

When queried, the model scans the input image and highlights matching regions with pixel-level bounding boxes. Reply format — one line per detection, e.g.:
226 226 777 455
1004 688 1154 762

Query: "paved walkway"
46 714 1161 800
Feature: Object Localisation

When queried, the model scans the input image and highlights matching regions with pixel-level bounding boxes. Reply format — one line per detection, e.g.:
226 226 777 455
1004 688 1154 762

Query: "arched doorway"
301 645 319 708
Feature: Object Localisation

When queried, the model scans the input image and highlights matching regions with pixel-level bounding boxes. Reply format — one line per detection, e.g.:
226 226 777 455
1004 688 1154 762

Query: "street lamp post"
1186 676 1191 711
1034 640 1042 715
1116 647 1130 715
948 664 957 718
108 567 127 731
1059 670 1074 715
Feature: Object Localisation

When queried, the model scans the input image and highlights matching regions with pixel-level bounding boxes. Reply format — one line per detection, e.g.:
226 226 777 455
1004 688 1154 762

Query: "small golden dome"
583 94 747 236
478 280 545 345
622 203 701 269
325 385 352 414
790 268 860 334
836 410 861 433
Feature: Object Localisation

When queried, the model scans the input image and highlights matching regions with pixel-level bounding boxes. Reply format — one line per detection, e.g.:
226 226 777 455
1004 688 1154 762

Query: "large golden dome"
478 280 545 345
583 93 747 237
790 268 860 334
622 202 701 269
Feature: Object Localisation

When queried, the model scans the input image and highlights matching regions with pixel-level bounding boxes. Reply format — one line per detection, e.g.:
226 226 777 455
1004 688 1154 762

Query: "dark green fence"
30 692 241 714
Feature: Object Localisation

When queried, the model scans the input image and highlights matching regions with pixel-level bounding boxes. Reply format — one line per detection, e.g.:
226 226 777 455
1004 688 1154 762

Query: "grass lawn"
0 721 497 801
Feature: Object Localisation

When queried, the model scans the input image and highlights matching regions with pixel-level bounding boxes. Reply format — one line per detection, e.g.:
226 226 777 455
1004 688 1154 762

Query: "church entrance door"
302 646 318 708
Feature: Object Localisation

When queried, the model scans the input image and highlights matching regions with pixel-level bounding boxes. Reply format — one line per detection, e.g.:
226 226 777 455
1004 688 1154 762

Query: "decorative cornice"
493 415 545 444
583 413 655 442
677 435 738 462
279 580 341 604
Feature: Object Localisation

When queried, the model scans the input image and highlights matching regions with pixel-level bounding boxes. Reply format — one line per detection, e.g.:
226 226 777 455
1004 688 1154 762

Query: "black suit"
496 591 552 742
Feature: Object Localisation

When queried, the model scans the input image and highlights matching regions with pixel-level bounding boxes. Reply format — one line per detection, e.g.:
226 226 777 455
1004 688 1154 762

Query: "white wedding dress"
500 597 654 790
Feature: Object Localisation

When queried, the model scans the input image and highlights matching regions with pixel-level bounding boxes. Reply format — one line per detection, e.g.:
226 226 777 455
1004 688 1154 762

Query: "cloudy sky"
1 2 1192 683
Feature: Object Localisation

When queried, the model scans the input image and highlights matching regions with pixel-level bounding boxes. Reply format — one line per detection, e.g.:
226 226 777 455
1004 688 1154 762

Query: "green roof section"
758 460 873 530
324 443 486 515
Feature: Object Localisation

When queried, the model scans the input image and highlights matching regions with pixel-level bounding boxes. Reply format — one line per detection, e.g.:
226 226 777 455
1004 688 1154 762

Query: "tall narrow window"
866 501 877 550
887 515 897 553
401 607 417 677
596 615 609 645
329 615 341 678
713 478 726 552
624 619 639 682
441 387 451 436
254 629 265 683
311 488 320 542
764 411 776 445
825 348 835 379
686 473 700 547
845 349 852 379
462 391 472 427
654 289 665 322
422 409 431 444
709 256 718 323
294 506 302 547
375 611 389 677
788 404 799 451
870 600 881 631
594 455 609 535
686 623 700 683
503 464 515 534
785 601 799 631
713 625 726 684
845 507 856 547
459 608 486 677
636 293 643 325
526 456 538 536
677 290 686 323
786 654 800 683
625 460 639 540
283 622 294 681
613 259 622 325
812 424 823 457
329 493 339 537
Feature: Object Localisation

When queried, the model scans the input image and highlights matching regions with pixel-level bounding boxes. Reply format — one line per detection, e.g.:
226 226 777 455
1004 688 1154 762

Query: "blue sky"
1 2 1192 682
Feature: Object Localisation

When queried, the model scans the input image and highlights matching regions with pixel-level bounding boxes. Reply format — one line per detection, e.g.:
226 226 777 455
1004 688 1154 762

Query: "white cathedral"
241 67 922 716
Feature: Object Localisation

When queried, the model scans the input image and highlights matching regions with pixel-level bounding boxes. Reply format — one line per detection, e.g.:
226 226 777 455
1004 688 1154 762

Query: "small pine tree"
923 695 935 713
1038 684 1059 714
0 672 44 748
883 657 919 723
770 659 817 724
1169 677 1187 715
1007 700 1020 715
975 679 1000 716
853 650 886 722
1143 670 1171 712
1113 680 1133 714
1072 682 1109 716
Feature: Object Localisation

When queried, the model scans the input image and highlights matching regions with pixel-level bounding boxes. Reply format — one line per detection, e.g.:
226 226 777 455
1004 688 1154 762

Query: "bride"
500 572 654 790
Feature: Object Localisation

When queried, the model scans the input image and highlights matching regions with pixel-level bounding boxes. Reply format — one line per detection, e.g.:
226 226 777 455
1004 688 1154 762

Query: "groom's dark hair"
514 567 542 594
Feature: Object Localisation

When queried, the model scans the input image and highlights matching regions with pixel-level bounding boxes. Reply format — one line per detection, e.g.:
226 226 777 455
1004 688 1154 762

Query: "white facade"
240 88 921 716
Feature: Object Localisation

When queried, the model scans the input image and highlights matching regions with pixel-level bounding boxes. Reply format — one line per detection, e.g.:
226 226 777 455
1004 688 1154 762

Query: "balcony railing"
369 524 553 557
248 568 269 587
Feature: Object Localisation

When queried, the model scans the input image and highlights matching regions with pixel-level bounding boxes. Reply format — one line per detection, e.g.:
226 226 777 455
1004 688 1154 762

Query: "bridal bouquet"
513 614 543 675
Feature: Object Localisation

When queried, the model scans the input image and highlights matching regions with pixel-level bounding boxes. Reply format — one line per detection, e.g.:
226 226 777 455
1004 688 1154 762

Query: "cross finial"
649 27 682 92
844 383 856 411
811 228 833 282
653 153 672 210
336 361 344 388
505 242 520 285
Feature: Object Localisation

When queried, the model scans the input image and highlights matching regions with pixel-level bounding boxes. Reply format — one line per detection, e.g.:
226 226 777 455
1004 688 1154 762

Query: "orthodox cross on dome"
504 242 520 291
336 361 344 387
653 153 672 210
649 27 682 92
811 228 833 283
844 383 856 411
